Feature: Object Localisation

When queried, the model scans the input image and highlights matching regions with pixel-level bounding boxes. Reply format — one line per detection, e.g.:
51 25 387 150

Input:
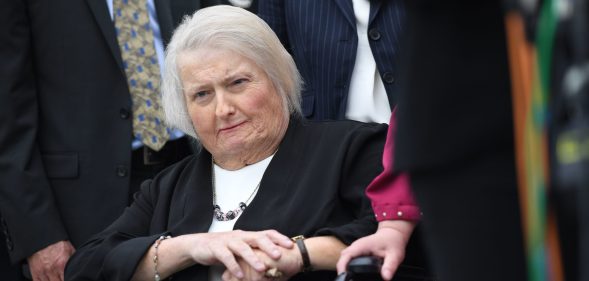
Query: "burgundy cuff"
372 202 421 222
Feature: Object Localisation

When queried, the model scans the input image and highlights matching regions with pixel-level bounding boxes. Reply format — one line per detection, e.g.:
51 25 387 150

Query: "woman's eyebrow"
222 71 253 84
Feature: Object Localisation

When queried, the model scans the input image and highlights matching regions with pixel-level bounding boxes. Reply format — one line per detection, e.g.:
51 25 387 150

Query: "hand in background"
337 220 416 281
28 240 75 281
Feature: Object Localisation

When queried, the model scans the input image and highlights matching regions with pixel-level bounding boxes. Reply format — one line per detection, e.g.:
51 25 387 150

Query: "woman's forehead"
178 49 267 89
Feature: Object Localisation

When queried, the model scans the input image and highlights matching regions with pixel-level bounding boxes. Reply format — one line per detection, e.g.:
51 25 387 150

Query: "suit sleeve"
315 123 387 244
367 110 421 222
65 179 161 281
0 0 69 263
257 0 290 50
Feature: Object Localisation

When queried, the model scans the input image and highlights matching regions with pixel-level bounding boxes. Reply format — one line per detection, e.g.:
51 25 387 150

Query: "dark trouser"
410 151 527 281
130 137 195 203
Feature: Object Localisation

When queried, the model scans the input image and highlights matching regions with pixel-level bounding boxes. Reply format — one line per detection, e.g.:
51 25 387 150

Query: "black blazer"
258 0 405 121
65 118 386 281
0 0 203 263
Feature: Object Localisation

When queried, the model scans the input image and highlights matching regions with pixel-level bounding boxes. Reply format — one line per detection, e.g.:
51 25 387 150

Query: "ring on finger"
264 267 283 278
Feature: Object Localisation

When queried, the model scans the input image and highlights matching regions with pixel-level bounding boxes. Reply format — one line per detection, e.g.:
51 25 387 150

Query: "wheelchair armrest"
336 256 382 281
336 256 435 281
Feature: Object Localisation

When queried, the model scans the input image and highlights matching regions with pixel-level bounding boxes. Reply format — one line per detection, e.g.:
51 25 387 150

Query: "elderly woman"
65 5 387 281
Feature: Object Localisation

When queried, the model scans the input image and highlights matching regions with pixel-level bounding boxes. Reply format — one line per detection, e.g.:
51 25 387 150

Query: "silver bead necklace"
211 158 261 221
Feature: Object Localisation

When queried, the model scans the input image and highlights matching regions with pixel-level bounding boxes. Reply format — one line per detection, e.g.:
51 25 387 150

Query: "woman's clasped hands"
186 229 297 281
221 244 304 281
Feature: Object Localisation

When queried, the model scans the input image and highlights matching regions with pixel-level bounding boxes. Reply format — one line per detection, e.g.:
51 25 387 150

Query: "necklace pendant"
226 210 236 220
211 158 262 222
213 202 247 221
213 205 225 221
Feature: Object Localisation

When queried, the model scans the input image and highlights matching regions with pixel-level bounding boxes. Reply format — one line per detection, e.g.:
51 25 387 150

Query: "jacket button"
116 165 128 177
120 108 130 119
382 72 395 84
368 28 381 41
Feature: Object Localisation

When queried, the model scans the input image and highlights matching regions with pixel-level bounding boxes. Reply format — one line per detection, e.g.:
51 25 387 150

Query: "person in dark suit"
393 1 528 280
259 3 430 279
336 111 421 281
258 0 404 122
65 6 386 281
0 0 209 280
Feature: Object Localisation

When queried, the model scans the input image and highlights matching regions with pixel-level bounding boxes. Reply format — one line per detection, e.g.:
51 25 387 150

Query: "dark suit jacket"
258 0 404 121
392 2 527 280
0 0 203 263
394 0 515 171
65 118 385 281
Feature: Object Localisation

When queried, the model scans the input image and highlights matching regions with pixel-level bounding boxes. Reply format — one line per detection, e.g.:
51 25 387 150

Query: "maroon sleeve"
366 109 421 222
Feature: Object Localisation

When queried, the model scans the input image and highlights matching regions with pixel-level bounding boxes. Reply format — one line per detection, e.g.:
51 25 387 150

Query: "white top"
345 0 391 124
208 154 274 281
228 0 253 8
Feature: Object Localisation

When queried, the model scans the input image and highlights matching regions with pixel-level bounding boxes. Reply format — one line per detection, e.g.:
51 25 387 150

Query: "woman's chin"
214 142 248 157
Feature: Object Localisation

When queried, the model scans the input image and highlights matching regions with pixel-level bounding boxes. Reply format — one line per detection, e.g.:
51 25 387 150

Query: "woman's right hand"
221 246 302 281
186 229 294 279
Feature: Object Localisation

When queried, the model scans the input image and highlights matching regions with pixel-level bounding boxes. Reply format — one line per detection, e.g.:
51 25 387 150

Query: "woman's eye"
195 91 208 98
189 91 210 102
233 78 247 86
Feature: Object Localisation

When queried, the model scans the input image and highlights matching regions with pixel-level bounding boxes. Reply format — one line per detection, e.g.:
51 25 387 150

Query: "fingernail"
272 250 280 257
255 262 265 270
236 271 244 278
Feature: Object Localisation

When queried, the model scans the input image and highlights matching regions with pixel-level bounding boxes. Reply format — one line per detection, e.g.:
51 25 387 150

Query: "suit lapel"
85 0 124 70
154 0 174 46
368 0 382 25
169 151 214 236
334 0 356 29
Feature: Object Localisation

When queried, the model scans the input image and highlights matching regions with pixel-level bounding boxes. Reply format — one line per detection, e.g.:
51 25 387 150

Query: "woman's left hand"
221 246 302 281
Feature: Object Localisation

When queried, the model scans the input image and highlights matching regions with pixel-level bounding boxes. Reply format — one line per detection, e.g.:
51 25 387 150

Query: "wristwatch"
291 235 312 272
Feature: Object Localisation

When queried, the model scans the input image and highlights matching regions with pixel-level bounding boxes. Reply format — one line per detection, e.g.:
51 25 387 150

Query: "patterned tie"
114 0 169 151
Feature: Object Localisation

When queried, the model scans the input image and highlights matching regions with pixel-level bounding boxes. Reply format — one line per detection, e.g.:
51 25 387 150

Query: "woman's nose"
215 91 236 117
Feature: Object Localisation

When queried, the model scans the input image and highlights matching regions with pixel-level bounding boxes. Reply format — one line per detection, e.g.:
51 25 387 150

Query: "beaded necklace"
211 159 261 221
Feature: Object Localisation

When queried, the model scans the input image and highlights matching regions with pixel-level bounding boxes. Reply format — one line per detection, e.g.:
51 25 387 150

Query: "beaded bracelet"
153 235 171 281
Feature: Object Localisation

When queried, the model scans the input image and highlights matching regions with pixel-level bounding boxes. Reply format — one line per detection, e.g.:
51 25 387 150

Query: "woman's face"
178 48 288 166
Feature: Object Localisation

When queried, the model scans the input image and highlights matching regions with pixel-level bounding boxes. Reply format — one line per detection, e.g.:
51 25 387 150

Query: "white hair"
161 5 302 139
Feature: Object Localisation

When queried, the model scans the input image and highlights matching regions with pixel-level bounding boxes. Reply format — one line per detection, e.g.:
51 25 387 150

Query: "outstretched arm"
337 220 416 280
337 111 420 280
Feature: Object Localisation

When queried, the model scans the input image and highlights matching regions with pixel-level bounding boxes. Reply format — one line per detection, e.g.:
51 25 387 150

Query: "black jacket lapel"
169 151 214 236
85 0 125 71
154 0 174 46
